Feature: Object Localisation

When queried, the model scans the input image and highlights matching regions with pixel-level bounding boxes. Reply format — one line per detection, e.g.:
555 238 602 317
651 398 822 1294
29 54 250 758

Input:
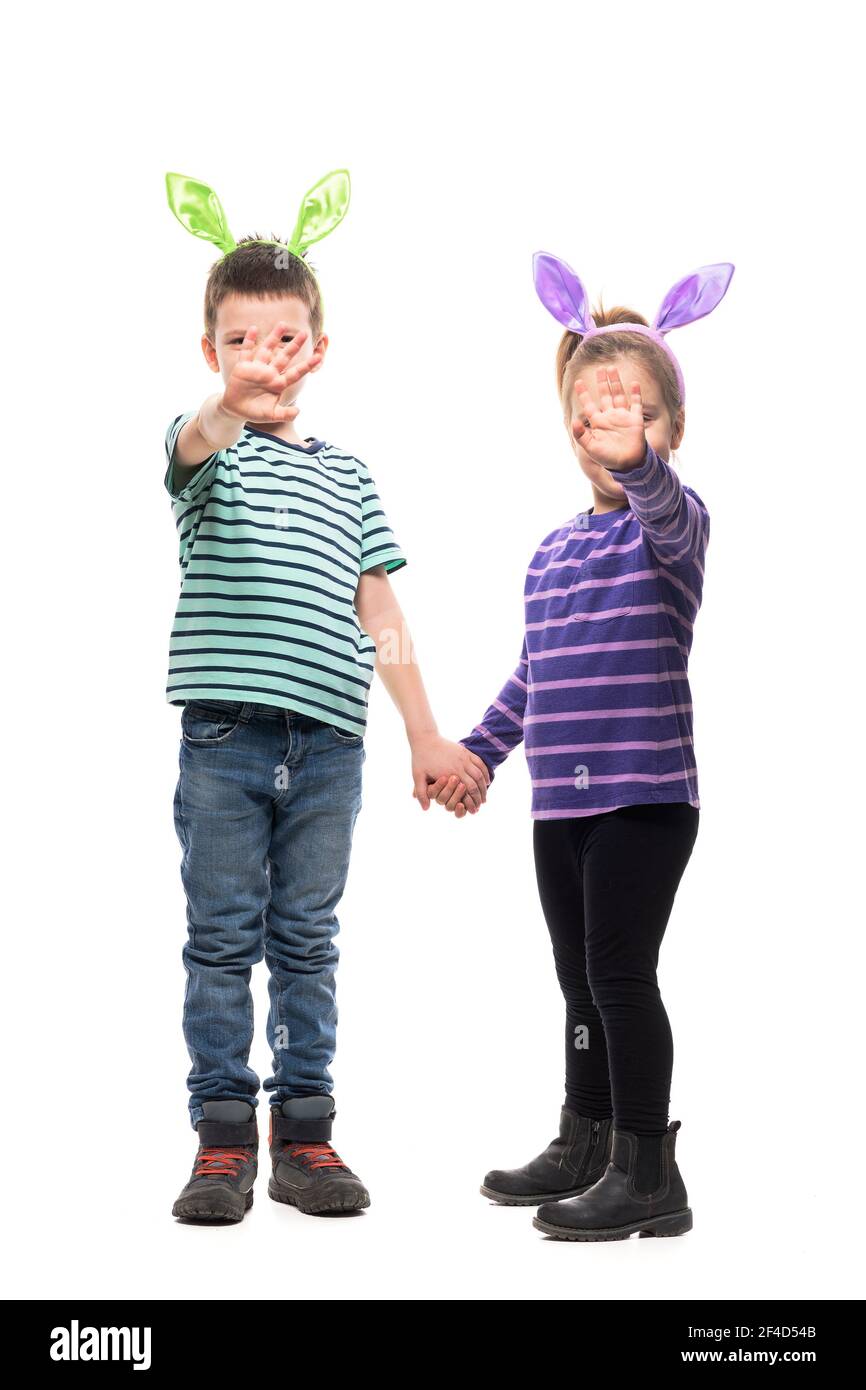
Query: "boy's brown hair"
203 237 323 342
556 298 683 429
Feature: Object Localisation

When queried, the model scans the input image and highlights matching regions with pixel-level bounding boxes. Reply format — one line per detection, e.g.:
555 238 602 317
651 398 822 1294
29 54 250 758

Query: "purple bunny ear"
653 263 735 333
533 252 596 333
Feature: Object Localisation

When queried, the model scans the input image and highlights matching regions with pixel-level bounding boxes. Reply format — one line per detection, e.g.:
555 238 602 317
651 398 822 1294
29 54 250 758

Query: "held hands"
571 366 648 472
411 734 490 815
221 323 323 424
425 773 482 820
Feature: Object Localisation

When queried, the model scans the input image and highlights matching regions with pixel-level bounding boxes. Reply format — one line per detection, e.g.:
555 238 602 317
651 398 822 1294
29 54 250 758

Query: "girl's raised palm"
572 366 648 471
222 321 322 423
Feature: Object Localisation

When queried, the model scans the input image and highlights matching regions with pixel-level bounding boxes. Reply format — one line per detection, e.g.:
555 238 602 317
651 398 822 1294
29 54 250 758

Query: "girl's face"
565 354 684 503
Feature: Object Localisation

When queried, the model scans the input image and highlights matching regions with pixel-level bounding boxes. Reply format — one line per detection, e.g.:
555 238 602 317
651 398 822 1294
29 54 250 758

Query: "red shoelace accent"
194 1145 253 1178
282 1141 347 1171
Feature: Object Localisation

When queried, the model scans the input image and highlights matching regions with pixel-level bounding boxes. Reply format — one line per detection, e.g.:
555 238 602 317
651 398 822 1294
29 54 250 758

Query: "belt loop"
239 702 253 722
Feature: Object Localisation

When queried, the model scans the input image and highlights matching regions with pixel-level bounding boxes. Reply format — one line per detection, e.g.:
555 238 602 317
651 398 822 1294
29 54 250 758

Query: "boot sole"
480 1181 597 1206
172 1189 254 1223
533 1207 693 1241
267 1178 370 1215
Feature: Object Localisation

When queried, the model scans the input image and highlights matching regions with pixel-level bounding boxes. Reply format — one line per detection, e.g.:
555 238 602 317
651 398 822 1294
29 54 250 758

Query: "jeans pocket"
326 723 364 747
181 701 243 747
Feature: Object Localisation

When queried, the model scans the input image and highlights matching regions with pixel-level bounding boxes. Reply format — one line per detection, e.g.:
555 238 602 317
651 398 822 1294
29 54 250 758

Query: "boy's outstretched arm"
354 567 491 812
171 393 245 491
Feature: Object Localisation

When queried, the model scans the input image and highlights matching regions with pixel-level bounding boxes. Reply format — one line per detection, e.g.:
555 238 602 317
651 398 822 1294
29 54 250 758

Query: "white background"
3 0 862 1302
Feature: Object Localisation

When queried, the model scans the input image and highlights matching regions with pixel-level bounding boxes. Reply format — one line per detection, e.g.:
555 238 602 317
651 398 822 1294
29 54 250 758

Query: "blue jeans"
172 700 365 1129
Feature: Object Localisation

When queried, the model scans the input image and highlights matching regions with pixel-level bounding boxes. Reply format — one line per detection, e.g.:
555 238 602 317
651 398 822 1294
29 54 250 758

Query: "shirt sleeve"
357 457 407 574
459 638 529 781
164 411 221 503
607 441 709 567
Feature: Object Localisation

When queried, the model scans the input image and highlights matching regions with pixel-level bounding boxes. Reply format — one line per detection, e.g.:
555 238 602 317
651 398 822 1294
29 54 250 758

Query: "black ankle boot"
172 1100 258 1223
481 1108 613 1206
533 1119 692 1240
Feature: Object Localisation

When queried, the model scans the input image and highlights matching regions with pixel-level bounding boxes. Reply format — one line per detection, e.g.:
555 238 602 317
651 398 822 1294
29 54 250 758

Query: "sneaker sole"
267 1178 370 1215
172 1189 254 1223
480 1181 597 1206
532 1207 693 1241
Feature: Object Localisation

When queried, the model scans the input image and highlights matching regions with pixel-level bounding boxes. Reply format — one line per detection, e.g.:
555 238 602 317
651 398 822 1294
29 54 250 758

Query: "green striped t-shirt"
164 413 407 736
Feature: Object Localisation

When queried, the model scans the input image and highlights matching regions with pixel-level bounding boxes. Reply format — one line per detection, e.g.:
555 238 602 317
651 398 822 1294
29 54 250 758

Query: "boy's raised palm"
572 366 648 471
222 322 322 424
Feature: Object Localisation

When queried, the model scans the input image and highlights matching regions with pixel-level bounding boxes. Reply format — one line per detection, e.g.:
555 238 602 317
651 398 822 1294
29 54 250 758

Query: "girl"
429 256 733 1241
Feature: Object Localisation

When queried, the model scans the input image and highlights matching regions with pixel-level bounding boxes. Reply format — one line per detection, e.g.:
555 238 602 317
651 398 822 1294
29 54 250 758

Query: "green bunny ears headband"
165 168 351 265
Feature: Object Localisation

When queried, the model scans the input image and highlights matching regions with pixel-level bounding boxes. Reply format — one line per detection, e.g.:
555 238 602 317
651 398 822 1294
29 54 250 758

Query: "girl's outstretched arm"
572 365 708 568
426 639 530 817
608 443 710 568
459 638 529 776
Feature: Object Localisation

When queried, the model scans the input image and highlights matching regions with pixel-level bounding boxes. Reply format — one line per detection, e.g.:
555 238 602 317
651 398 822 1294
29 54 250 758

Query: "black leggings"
533 802 699 1135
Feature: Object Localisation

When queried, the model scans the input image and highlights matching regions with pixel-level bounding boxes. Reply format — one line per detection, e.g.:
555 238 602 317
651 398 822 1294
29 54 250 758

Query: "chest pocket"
576 552 635 625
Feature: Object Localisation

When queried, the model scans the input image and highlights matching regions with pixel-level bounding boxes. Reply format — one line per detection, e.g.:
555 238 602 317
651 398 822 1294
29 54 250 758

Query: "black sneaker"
172 1100 258 1223
268 1097 370 1215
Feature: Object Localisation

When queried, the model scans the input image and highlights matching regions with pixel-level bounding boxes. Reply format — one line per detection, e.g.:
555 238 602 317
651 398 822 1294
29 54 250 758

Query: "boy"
166 234 489 1222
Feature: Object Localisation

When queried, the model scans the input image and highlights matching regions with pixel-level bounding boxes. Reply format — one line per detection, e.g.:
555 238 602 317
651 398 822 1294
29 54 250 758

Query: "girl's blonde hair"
556 299 684 430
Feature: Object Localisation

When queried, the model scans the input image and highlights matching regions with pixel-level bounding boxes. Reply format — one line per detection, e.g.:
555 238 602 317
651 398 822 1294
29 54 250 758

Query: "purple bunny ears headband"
532 253 735 403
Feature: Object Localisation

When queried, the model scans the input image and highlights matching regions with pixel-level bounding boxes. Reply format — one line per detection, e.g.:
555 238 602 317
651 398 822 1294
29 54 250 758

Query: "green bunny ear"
165 172 237 256
287 169 351 257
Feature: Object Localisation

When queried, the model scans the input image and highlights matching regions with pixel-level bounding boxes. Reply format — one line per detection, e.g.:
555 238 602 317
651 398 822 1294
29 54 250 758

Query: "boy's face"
202 293 328 420
565 354 684 503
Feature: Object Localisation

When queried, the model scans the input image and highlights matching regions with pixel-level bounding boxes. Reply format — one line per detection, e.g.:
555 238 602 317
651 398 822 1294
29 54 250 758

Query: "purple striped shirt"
460 442 709 819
